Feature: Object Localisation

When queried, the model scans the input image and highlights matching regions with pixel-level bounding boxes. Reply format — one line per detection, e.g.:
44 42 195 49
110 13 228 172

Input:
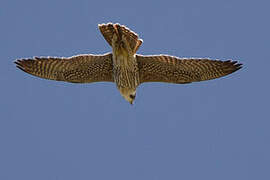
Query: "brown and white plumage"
99 23 143 103
137 55 242 84
15 53 113 83
98 23 143 53
15 23 242 104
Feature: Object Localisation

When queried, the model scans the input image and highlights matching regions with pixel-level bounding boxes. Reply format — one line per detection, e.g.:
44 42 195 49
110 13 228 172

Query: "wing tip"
14 59 26 72
213 60 242 80
14 58 36 73
225 60 243 73
15 64 27 73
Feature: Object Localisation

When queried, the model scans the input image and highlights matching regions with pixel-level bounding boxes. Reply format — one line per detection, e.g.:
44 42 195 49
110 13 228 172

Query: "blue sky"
1 0 269 179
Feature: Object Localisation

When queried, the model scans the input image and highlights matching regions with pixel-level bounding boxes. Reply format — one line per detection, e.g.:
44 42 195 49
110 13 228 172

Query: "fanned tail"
98 23 143 53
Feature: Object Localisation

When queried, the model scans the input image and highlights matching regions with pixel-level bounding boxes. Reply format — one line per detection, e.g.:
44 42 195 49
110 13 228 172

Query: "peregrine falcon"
15 23 242 104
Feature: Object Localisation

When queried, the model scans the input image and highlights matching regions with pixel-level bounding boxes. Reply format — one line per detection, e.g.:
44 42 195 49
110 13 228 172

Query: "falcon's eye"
129 94 135 99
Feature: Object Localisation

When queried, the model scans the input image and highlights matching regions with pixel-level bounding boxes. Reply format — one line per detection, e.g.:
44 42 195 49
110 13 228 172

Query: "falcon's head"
120 88 136 105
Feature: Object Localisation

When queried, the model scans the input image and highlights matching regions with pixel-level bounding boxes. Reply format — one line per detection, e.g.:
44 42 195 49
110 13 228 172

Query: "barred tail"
98 23 143 53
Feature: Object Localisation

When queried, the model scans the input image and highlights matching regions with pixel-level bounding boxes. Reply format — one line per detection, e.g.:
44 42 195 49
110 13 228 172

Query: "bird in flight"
15 23 242 104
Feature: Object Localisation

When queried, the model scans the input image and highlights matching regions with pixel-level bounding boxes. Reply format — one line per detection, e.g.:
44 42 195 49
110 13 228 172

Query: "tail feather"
98 23 143 53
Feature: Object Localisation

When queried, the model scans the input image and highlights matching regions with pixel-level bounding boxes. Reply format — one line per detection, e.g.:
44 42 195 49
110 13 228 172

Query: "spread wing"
137 54 242 84
15 53 114 83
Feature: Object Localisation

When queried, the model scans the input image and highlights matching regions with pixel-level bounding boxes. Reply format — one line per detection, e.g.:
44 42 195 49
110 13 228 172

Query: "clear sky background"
1 0 269 179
